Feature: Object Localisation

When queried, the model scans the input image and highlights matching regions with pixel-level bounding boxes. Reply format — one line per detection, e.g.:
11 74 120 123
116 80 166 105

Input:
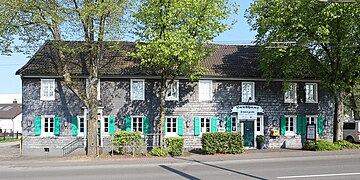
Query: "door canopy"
231 105 264 120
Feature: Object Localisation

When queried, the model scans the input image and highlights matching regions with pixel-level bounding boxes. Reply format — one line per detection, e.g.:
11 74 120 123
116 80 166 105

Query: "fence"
0 129 21 139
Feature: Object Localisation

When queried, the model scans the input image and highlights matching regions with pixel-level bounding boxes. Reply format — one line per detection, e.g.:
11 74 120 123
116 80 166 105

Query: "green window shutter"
54 116 60 136
296 116 302 135
194 117 200 136
125 116 132 132
35 116 41 136
177 117 184 136
109 116 115 135
302 116 307 135
226 115 232 132
164 117 167 135
280 115 286 135
211 117 217 132
317 115 324 134
143 116 149 135
72 116 78 136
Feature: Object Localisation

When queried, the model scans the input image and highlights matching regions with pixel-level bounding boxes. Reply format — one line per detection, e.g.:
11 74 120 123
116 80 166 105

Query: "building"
16 41 334 156
0 99 22 135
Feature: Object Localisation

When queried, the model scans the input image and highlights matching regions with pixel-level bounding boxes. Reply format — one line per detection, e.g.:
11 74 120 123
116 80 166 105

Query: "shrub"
165 138 184 156
112 131 143 154
303 139 341 151
202 132 244 154
335 140 360 149
149 147 169 156
256 135 266 143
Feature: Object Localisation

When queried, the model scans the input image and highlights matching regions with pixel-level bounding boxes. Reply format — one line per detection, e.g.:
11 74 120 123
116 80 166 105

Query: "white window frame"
131 79 145 101
77 116 86 136
102 116 110 135
255 115 264 135
305 83 318 103
242 82 255 102
40 79 55 101
284 83 297 103
231 116 238 132
165 80 179 101
41 115 55 137
132 116 144 133
86 79 101 100
285 115 297 136
306 115 317 125
165 116 178 137
200 117 211 133
199 80 212 101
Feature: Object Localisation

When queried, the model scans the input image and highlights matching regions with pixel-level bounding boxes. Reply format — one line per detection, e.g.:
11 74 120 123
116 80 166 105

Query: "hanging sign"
232 105 263 120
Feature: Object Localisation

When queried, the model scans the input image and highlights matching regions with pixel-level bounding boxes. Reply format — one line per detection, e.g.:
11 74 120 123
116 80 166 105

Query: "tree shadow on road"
159 165 201 180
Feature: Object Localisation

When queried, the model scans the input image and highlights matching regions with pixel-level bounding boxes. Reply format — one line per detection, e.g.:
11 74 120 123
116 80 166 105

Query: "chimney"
13 99 17 104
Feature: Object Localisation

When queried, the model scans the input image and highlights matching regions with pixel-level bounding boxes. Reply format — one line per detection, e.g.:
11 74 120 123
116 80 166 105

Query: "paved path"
0 141 20 160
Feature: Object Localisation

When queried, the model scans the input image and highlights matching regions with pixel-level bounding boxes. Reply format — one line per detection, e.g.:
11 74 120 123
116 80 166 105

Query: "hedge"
202 132 244 154
165 137 184 156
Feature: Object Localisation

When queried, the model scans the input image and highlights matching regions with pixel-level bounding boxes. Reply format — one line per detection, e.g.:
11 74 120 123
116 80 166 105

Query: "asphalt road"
1 142 360 180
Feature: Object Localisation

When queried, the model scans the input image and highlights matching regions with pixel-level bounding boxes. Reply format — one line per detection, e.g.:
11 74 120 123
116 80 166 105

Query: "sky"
0 0 256 94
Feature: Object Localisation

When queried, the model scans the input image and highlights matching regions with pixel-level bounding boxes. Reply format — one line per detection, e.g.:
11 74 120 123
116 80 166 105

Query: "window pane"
132 80 144 100
242 83 254 102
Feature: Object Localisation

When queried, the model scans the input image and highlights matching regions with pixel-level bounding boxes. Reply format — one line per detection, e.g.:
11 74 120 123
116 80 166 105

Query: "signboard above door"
232 105 264 120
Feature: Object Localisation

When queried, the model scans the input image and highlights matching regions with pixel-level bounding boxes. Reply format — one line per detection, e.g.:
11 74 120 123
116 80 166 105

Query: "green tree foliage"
246 0 360 141
132 0 238 147
0 0 130 156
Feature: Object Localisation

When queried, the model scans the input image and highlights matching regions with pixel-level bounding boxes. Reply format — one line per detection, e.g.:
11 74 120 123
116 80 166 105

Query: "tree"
132 0 238 147
0 0 130 157
246 0 360 141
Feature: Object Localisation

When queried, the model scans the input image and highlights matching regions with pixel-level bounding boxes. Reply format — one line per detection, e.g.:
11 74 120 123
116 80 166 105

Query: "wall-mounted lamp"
64 121 68 128
27 120 32 127
219 119 224 127
185 120 190 128
323 120 328 127
272 119 278 127
118 120 122 128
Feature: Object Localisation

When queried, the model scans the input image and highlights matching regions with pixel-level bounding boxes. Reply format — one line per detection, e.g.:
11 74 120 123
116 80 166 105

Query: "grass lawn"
0 138 20 143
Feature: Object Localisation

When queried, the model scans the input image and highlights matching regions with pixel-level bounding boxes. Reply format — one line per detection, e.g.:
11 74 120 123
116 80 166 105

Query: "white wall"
13 114 22 133
0 94 22 103
0 119 13 132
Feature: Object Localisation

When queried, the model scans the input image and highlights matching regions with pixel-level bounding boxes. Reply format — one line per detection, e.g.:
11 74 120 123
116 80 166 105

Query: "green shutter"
211 117 217 132
143 116 149 134
54 116 60 136
280 115 286 135
296 115 306 135
35 116 41 136
109 116 115 135
178 117 184 136
318 115 324 135
194 117 200 136
164 117 167 135
226 115 232 132
302 116 307 134
125 116 131 132
72 116 78 136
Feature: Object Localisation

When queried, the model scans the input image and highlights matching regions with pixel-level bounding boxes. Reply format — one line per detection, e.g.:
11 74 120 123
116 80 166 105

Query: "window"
41 79 55 100
200 117 211 133
284 83 297 103
86 79 101 100
103 117 109 133
242 82 255 102
344 122 356 130
199 80 212 101
42 116 54 136
256 116 264 133
166 80 179 101
285 116 296 135
231 116 237 132
166 117 177 133
78 116 85 136
131 79 145 100
306 116 317 125
305 83 318 103
132 116 143 132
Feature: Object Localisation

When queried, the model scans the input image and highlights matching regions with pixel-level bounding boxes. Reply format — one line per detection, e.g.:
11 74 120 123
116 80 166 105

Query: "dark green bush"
202 132 244 154
303 139 341 151
112 131 143 154
335 140 360 149
149 147 169 156
165 137 184 156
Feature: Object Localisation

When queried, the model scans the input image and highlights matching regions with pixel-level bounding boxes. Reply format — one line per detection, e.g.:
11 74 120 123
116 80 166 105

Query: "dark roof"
0 103 22 119
16 41 261 78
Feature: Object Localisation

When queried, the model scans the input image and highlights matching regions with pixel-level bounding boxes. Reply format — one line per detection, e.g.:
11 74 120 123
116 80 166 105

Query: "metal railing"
62 137 84 156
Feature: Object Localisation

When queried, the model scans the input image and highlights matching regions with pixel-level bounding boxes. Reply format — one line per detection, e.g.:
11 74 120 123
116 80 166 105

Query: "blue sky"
0 0 255 94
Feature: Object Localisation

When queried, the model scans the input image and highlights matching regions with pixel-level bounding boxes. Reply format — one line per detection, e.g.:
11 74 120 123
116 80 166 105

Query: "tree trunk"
333 90 345 142
87 77 98 157
158 75 167 148
349 92 360 120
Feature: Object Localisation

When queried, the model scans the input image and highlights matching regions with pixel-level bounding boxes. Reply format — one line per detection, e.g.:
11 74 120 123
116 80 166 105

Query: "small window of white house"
285 116 296 135
166 117 177 133
132 116 143 133
41 79 55 100
131 79 145 101
200 117 211 133
86 79 101 100
42 116 54 136
305 83 318 103
284 83 297 103
242 82 255 102
166 80 179 101
199 80 212 101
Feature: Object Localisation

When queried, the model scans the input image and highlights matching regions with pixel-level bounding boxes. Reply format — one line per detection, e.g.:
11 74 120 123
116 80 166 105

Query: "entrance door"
243 120 254 147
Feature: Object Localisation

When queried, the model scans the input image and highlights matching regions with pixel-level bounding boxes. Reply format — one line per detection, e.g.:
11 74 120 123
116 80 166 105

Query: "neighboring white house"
0 100 22 134
0 94 22 104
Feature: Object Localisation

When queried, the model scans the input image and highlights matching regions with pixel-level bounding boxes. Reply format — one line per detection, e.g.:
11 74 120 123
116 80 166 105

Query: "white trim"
284 83 297 103
131 116 144 133
40 79 55 101
165 116 179 138
199 80 212 101
305 83 318 103
102 116 110 135
284 115 297 136
41 115 55 137
130 79 145 101
241 82 255 102
165 80 179 101
255 115 264 135
77 116 86 137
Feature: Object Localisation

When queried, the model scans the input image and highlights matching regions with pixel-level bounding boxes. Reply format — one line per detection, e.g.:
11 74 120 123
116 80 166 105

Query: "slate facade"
17 41 334 156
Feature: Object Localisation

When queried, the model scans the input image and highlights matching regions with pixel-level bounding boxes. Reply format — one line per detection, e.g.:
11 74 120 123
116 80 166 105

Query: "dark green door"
243 120 255 147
